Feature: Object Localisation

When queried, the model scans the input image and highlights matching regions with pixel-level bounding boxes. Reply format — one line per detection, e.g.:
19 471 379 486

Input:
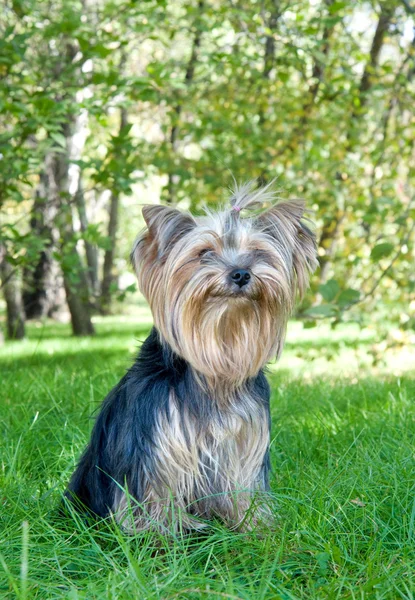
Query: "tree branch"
358 3 395 100
400 0 415 15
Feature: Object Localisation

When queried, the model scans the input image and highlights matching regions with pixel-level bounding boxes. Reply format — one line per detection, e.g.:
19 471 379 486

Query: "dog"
65 182 318 532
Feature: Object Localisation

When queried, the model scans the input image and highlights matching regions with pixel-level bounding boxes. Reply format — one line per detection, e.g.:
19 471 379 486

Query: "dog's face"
132 184 318 386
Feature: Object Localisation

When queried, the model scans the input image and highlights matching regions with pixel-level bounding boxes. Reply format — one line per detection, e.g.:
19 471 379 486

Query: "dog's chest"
152 389 269 496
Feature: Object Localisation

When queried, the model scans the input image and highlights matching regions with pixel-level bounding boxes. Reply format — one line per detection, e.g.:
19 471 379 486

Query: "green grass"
1 313 415 599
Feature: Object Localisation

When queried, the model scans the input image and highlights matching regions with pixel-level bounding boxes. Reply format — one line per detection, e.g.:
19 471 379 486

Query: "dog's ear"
258 200 318 298
142 205 196 256
132 205 196 269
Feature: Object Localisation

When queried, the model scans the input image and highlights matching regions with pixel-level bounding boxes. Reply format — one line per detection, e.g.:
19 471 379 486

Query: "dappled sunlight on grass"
2 313 414 381
0 316 151 367
276 321 415 379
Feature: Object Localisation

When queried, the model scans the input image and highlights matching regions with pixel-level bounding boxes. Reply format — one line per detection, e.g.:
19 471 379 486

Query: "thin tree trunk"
1 247 26 340
320 3 395 282
52 57 95 335
46 124 95 336
167 0 204 204
318 211 346 284
68 86 99 300
58 200 95 337
61 233 95 337
23 172 62 319
100 107 128 313
258 1 283 182
320 3 393 283
359 4 395 99
271 0 334 159
75 179 99 296
63 279 95 336
262 2 281 80
348 4 395 130
301 0 334 120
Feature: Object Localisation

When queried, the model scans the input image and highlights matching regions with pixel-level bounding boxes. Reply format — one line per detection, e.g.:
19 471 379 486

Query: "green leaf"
304 305 338 318
50 132 67 148
337 289 360 307
370 243 394 260
303 319 317 329
277 71 289 83
328 1 347 13
318 279 339 302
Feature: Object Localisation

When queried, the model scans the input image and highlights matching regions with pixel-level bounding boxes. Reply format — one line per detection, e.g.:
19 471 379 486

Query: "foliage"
0 0 414 334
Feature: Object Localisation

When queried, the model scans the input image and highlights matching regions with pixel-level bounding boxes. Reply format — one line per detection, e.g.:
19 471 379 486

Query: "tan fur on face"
132 184 317 389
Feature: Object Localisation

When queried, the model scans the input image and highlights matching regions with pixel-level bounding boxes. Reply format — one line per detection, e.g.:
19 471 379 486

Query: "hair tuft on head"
229 179 280 215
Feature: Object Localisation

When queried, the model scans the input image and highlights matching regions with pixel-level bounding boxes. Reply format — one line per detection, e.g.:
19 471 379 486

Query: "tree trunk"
23 172 62 319
322 4 396 284
359 4 395 99
58 199 95 336
302 0 334 115
47 42 95 335
258 1 283 182
166 0 204 204
75 179 99 297
348 4 395 130
100 190 120 312
63 268 95 336
271 0 334 160
1 248 26 340
318 211 346 285
45 125 95 336
262 3 281 80
100 107 128 313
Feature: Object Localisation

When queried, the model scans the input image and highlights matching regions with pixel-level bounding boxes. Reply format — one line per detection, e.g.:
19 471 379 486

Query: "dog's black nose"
230 268 251 288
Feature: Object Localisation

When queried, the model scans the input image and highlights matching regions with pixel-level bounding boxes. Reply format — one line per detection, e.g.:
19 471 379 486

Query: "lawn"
1 311 415 599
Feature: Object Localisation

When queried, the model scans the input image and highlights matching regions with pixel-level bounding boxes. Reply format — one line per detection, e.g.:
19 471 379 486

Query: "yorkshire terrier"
65 182 318 532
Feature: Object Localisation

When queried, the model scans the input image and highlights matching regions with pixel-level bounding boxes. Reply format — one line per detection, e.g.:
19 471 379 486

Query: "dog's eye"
199 248 213 258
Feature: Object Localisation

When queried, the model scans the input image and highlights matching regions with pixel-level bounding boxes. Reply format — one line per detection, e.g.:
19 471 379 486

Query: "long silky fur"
65 182 318 532
65 329 271 531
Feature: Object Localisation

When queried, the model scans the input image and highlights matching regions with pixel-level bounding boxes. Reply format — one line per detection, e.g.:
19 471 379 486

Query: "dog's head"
132 182 318 385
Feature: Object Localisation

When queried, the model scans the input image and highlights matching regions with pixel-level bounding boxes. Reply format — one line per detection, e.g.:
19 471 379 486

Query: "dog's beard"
154 268 293 388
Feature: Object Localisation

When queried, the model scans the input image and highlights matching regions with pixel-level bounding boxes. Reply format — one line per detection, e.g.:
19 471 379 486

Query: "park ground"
1 306 415 599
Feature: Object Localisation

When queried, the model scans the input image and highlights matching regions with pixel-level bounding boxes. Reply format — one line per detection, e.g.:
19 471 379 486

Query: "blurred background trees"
1 0 414 344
